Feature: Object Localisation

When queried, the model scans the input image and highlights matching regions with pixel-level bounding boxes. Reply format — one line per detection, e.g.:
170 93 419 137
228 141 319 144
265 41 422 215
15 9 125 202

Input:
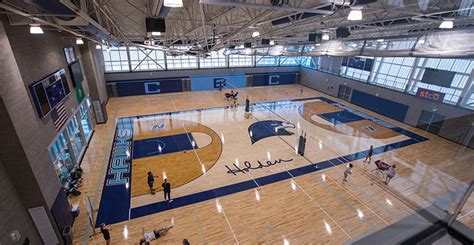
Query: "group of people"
147 171 173 202
343 145 397 185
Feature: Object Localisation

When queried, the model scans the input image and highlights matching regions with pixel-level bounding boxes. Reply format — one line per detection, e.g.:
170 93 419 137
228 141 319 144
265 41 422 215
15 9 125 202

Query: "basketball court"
72 84 473 244
1 1 474 244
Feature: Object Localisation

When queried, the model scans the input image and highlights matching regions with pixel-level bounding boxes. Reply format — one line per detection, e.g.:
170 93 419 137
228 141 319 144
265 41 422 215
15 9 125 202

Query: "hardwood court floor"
71 84 474 244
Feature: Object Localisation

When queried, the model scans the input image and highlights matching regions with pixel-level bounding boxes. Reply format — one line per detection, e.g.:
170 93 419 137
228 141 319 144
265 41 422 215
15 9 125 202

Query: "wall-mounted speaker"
308 33 322 42
261 39 270 45
146 17 166 32
336 27 350 38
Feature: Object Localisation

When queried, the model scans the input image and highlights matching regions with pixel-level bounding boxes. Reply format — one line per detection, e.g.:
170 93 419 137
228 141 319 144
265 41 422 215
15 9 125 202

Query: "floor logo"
248 120 295 144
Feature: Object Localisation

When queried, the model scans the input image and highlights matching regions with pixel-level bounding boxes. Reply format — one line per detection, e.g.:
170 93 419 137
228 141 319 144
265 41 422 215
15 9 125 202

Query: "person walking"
100 223 111 245
147 171 155 194
364 145 374 163
343 164 353 182
385 165 396 185
162 178 172 202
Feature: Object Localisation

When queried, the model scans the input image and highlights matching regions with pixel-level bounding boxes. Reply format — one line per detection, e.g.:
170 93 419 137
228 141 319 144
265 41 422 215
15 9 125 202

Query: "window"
166 46 198 70
300 57 316 69
340 56 374 82
229 54 254 67
409 58 473 105
256 56 279 66
279 56 299 66
369 57 416 91
128 47 165 71
200 50 227 68
102 47 130 72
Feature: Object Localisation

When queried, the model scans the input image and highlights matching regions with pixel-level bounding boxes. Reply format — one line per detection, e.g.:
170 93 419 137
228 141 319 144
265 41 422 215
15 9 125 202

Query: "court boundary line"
96 96 429 225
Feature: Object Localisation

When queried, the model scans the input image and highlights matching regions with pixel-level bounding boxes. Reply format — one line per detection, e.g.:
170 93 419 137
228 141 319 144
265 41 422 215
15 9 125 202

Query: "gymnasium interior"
0 0 473 244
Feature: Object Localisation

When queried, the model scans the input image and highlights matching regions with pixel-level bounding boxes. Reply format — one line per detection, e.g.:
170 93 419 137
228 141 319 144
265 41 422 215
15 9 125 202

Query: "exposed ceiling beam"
0 2 100 44
209 9 274 52
199 0 334 15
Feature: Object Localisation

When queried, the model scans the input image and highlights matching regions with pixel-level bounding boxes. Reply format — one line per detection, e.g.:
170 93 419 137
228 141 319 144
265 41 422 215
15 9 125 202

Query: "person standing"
364 145 374 163
148 171 155 194
162 178 172 202
385 165 397 185
343 164 353 182
100 223 111 245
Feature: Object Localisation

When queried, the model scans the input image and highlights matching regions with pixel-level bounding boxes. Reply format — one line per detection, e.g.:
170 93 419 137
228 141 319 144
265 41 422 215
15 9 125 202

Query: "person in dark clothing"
100 223 111 245
162 178 172 202
183 239 190 245
364 145 374 163
147 171 155 194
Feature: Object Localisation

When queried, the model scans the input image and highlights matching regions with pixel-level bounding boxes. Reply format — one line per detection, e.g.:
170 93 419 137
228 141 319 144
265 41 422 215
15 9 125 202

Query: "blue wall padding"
350 90 408 122
190 74 247 91
115 78 184 96
247 72 297 86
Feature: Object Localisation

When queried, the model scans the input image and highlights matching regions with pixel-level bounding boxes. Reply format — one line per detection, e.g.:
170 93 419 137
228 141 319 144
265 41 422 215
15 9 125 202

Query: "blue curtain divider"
350 90 408 122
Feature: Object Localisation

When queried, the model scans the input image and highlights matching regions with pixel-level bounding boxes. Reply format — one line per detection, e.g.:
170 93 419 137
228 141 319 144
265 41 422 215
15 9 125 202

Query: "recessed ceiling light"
439 19 454 29
163 0 183 7
252 31 260 37
29 23 44 34
347 7 363 21
376 38 384 42
418 39 425 44
316 43 321 46
95 44 101 49
76 38 84 45
151 31 161 36
351 43 357 47
269 40 275 45
322 33 330 40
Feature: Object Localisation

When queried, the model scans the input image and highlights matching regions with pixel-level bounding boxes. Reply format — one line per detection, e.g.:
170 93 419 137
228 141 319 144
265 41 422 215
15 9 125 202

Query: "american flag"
51 101 68 131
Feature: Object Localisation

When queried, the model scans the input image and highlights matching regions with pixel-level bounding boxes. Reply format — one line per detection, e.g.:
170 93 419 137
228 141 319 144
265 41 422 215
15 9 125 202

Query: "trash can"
63 226 73 244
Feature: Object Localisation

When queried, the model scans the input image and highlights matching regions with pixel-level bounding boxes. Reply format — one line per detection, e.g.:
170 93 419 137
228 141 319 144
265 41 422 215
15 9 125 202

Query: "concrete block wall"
0 159 42 244
0 16 95 242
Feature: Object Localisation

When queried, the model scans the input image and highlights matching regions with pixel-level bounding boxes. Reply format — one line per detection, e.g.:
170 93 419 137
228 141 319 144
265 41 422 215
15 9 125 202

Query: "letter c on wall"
144 82 161 94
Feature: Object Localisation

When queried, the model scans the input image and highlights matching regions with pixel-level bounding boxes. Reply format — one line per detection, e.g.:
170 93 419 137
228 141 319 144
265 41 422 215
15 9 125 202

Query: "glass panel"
67 116 85 158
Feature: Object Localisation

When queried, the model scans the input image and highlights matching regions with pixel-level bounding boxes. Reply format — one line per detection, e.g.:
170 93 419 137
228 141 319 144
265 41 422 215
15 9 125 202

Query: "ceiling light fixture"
351 43 357 47
252 31 260 37
95 44 101 49
269 40 275 45
347 7 363 21
376 38 384 42
29 23 44 34
418 39 425 44
76 38 84 45
151 31 161 36
439 19 454 29
163 0 183 7
322 33 330 40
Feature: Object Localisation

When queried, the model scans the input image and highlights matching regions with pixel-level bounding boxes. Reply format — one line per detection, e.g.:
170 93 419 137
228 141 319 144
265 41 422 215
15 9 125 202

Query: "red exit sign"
416 88 445 102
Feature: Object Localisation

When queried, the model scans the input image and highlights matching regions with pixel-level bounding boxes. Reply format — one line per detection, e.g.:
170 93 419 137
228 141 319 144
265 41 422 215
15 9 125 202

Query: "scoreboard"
29 69 71 118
